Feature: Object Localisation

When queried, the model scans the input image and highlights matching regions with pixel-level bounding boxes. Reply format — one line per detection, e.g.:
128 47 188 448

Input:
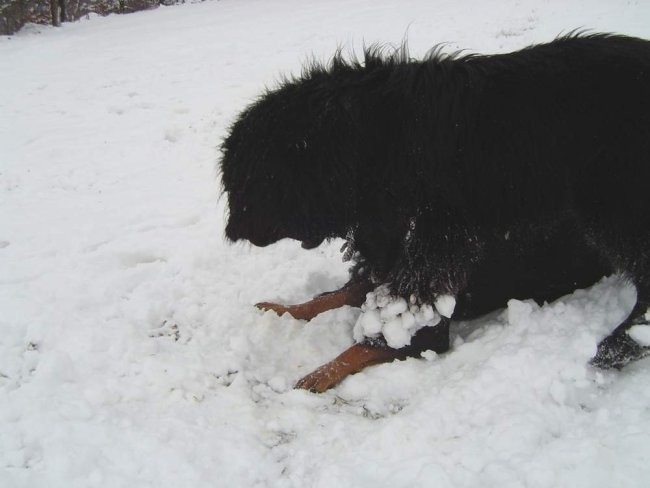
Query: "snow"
353 285 442 348
435 294 457 318
2 0 650 486
628 325 650 347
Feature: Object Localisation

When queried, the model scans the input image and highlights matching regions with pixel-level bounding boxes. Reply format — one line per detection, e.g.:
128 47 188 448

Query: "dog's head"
220 77 357 249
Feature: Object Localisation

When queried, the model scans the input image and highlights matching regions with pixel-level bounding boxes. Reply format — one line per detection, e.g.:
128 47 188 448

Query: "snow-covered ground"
2 1 650 486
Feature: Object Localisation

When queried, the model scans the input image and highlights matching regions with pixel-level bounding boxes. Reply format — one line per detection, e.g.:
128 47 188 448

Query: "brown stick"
295 342 400 393
256 280 373 321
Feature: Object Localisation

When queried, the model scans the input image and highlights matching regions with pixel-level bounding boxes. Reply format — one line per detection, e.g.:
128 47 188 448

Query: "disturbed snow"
2 0 650 487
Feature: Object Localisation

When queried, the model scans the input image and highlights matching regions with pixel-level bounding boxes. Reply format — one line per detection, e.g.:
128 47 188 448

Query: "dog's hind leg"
591 251 650 370
295 320 450 392
585 219 650 370
577 125 650 369
591 297 650 369
256 279 373 321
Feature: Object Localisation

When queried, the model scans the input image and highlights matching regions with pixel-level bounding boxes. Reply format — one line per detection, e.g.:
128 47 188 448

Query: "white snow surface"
2 1 650 486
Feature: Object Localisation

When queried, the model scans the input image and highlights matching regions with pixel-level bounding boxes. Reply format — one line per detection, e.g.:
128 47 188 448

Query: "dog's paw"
590 330 650 370
295 361 345 393
255 301 290 315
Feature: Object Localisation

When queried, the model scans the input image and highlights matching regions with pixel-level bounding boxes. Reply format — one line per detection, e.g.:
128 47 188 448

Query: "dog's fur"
221 33 650 369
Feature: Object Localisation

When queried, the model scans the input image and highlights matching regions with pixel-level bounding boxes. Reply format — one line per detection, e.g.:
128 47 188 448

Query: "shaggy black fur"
220 33 650 369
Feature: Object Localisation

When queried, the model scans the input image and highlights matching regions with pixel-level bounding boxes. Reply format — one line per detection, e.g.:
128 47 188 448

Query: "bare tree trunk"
49 0 60 26
59 0 66 22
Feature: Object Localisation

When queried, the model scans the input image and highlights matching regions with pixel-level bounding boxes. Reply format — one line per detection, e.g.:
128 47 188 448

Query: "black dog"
220 33 650 391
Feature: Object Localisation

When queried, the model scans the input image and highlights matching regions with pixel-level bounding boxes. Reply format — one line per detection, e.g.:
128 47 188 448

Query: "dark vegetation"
0 0 189 35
